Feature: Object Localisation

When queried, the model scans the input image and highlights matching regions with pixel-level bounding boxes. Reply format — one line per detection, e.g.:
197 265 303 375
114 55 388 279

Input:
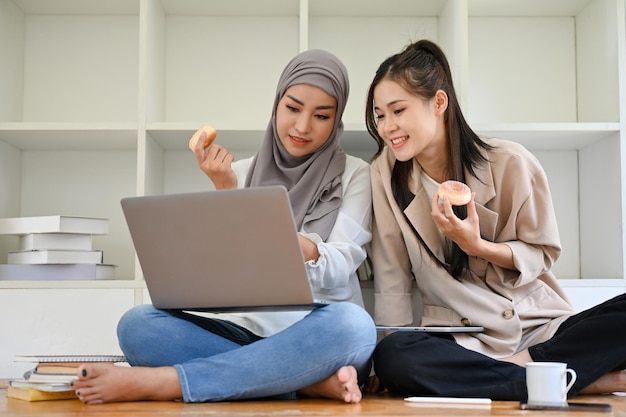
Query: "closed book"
18 233 93 251
0 215 108 235
9 380 72 392
7 250 103 264
35 364 80 375
23 369 77 384
7 386 77 401
0 263 116 280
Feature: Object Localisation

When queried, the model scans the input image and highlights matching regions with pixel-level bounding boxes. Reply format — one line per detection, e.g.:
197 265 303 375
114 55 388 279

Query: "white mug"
526 362 577 406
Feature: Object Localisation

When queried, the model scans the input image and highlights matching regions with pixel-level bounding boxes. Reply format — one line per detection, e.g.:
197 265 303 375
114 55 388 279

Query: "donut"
188 125 217 151
438 180 471 206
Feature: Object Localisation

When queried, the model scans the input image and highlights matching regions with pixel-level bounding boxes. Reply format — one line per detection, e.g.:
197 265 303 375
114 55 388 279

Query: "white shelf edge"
11 0 140 15
472 121 620 131
159 0 299 17
3 278 621 291
559 278 626 288
359 278 626 289
0 122 620 152
468 0 593 17
473 122 620 151
0 122 138 150
308 0 447 17
342 122 621 152
0 279 146 290
146 123 264 151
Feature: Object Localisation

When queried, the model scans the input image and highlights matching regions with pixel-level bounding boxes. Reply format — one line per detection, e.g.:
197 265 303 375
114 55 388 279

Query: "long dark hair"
365 39 493 280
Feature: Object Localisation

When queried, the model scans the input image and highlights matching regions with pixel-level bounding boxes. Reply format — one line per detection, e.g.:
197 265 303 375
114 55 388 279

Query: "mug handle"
565 368 577 394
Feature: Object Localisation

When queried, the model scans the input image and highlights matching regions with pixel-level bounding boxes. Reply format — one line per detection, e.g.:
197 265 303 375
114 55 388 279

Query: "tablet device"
376 326 484 333
520 401 612 412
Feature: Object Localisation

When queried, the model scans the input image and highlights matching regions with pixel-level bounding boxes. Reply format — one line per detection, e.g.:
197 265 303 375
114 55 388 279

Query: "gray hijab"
245 49 349 241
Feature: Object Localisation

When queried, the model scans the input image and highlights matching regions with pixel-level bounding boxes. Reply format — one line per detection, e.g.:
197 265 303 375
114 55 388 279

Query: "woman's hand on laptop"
298 234 320 262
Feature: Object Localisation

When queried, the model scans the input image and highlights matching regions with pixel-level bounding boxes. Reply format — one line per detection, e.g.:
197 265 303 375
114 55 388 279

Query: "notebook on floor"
121 186 323 312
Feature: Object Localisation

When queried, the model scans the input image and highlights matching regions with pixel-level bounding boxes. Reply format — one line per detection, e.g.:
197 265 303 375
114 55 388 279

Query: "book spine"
19 233 93 251
0 215 109 235
7 386 77 401
14 355 126 363
0 264 117 280
7 250 104 264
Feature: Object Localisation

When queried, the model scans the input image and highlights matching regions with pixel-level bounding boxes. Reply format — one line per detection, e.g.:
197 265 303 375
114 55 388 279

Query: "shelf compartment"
1 3 140 124
0 149 138 280
468 0 619 124
143 0 299 128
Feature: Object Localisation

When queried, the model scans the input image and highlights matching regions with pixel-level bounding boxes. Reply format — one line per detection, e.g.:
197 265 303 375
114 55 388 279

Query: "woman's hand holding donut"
189 125 217 152
432 191 516 270
190 126 237 190
432 190 482 256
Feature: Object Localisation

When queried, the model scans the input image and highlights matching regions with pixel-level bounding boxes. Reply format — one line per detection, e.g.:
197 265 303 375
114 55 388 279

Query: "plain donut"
188 125 217 151
438 180 471 206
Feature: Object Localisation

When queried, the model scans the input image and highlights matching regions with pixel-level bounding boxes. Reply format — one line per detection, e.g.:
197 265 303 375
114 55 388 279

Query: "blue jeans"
117 302 376 402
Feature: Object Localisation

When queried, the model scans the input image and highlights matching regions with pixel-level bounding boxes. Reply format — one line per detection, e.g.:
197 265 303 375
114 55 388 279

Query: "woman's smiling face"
373 79 442 162
275 84 337 158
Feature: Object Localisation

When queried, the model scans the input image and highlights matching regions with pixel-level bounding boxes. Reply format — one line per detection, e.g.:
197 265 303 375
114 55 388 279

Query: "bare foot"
297 366 362 403
72 363 182 404
579 370 626 395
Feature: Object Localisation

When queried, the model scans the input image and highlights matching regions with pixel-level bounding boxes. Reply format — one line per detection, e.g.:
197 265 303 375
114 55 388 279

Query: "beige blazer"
371 137 575 358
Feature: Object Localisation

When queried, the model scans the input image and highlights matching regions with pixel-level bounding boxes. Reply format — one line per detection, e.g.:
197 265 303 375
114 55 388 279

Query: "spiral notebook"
14 354 126 363
121 186 323 312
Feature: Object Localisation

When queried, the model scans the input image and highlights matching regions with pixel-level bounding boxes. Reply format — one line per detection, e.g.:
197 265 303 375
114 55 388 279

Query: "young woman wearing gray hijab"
71 49 376 404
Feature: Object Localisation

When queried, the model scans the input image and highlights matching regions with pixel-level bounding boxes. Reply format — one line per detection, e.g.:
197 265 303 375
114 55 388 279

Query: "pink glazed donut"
438 180 471 206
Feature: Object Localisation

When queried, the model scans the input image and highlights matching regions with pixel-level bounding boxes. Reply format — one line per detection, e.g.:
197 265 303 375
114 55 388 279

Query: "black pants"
373 293 626 400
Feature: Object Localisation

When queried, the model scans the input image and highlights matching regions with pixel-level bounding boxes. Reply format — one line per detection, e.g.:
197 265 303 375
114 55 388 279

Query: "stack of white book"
0 215 116 280
8 354 126 401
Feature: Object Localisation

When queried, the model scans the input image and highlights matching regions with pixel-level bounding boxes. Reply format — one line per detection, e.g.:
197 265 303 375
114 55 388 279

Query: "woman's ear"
434 89 448 114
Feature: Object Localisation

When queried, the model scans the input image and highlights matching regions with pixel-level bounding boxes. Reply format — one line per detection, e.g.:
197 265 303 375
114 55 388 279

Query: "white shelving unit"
0 0 625 377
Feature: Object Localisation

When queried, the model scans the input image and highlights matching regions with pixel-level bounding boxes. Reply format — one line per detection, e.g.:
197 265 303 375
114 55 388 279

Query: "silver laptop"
121 186 323 312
